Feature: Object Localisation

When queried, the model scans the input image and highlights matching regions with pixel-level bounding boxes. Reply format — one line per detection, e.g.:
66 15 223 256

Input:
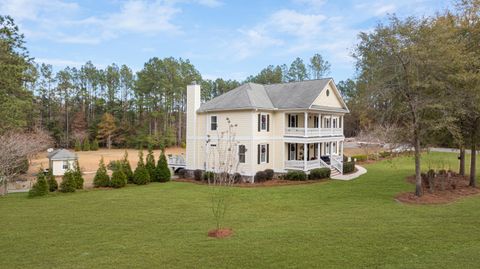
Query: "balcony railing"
285 127 343 137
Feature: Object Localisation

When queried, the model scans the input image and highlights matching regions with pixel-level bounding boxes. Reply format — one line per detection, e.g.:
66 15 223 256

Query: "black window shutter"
266 144 269 163
257 144 260 164
258 114 261 132
295 115 298 127
287 143 290 161
267 114 270 132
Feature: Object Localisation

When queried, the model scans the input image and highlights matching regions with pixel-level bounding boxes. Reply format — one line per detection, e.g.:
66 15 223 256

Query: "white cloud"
267 9 326 37
0 0 79 22
232 29 284 60
195 0 223 8
35 58 86 68
373 4 396 16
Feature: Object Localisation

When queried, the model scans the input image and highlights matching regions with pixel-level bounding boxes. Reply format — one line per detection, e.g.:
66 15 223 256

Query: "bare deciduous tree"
0 129 52 195
206 118 239 232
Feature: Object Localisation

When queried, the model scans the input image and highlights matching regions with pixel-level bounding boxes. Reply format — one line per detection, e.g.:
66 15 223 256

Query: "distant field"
2 152 480 268
27 147 186 187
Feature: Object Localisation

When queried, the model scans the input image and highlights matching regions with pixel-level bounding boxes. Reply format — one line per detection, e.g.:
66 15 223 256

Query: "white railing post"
304 112 308 137
304 143 307 171
330 115 333 135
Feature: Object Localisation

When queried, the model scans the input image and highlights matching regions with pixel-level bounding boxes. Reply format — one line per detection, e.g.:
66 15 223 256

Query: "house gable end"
309 80 349 112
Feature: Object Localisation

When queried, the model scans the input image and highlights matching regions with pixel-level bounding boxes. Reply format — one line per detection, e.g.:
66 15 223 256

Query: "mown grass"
1 152 479 268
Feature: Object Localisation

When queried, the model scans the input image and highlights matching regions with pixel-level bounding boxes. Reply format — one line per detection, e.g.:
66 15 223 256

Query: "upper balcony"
284 112 344 137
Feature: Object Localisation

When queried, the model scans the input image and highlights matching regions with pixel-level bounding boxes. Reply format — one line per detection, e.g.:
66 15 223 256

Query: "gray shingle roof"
197 79 340 112
197 83 274 112
48 149 77 160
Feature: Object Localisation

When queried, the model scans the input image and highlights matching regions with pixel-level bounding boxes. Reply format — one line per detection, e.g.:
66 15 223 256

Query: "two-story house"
186 79 349 181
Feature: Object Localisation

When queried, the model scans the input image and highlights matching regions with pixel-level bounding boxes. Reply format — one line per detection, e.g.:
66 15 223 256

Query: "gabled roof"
47 149 77 160
197 78 347 113
265 79 331 109
197 83 274 112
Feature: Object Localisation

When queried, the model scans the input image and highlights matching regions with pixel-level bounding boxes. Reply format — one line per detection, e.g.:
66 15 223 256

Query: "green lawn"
1 152 480 268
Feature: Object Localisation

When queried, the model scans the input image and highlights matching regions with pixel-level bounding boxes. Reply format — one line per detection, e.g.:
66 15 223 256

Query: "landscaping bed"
396 174 480 204
175 177 329 187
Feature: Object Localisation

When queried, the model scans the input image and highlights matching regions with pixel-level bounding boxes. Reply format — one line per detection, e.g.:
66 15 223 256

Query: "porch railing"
330 155 343 174
285 159 330 171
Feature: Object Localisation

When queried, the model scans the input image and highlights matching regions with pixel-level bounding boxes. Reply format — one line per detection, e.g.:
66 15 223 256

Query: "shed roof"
47 149 77 160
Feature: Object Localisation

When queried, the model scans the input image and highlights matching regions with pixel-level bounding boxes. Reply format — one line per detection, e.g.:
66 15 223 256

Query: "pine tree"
111 169 127 188
122 150 134 183
74 140 82 151
91 139 99 151
82 139 90 151
28 171 49 197
73 160 84 189
133 151 150 185
46 171 58 192
155 150 171 182
59 170 76 193
145 148 156 180
93 157 110 187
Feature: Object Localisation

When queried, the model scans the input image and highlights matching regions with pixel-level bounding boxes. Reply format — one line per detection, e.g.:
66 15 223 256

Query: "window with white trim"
210 116 217 131
261 114 267 130
63 161 69 170
313 116 319 128
333 118 337 128
260 144 267 163
239 145 246 163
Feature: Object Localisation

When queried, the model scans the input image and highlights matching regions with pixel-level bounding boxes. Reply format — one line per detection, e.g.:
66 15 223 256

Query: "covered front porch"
284 141 344 173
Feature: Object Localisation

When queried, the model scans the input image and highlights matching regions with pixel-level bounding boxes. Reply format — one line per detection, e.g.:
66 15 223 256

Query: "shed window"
63 161 69 170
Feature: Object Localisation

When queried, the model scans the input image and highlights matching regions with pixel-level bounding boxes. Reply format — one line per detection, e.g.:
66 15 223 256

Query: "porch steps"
330 167 341 177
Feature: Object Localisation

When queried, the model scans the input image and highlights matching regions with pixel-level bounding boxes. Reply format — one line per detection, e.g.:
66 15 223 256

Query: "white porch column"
340 141 344 157
330 114 333 135
304 112 308 136
317 142 320 159
304 143 307 171
329 141 332 158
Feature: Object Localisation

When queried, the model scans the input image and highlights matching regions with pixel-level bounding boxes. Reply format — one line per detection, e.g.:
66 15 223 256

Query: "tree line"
0 14 333 150
348 0 480 196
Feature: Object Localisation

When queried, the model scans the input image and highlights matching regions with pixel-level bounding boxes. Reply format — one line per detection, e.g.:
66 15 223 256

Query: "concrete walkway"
331 165 367 181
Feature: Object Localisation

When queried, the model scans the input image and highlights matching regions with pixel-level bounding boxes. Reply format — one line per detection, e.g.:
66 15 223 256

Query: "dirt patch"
174 178 329 187
396 174 480 204
208 228 233 238
26 147 185 187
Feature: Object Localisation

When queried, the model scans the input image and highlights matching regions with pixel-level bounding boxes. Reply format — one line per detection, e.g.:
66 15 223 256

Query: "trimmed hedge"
343 161 355 174
254 171 267 182
194 169 203 181
264 169 274 180
352 155 367 162
309 168 330 180
232 173 242 183
285 170 307 181
203 171 215 182
379 151 391 158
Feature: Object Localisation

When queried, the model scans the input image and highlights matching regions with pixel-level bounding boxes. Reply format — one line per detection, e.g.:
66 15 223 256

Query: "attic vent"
326 89 330 96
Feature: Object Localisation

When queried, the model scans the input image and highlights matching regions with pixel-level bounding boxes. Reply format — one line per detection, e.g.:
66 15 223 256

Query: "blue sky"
1 0 451 81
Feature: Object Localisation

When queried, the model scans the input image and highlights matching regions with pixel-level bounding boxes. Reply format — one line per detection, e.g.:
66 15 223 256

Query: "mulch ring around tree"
208 228 233 238
395 174 480 205
174 178 329 187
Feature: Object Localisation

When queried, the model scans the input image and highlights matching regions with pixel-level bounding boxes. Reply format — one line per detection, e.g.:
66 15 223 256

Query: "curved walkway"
331 165 367 181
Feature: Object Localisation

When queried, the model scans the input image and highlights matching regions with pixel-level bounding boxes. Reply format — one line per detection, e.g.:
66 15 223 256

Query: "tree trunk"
459 146 465 176
470 143 476 188
414 134 422 196
107 134 112 150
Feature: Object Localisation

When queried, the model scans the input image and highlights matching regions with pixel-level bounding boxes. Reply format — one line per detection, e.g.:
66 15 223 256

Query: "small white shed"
47 149 78 176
